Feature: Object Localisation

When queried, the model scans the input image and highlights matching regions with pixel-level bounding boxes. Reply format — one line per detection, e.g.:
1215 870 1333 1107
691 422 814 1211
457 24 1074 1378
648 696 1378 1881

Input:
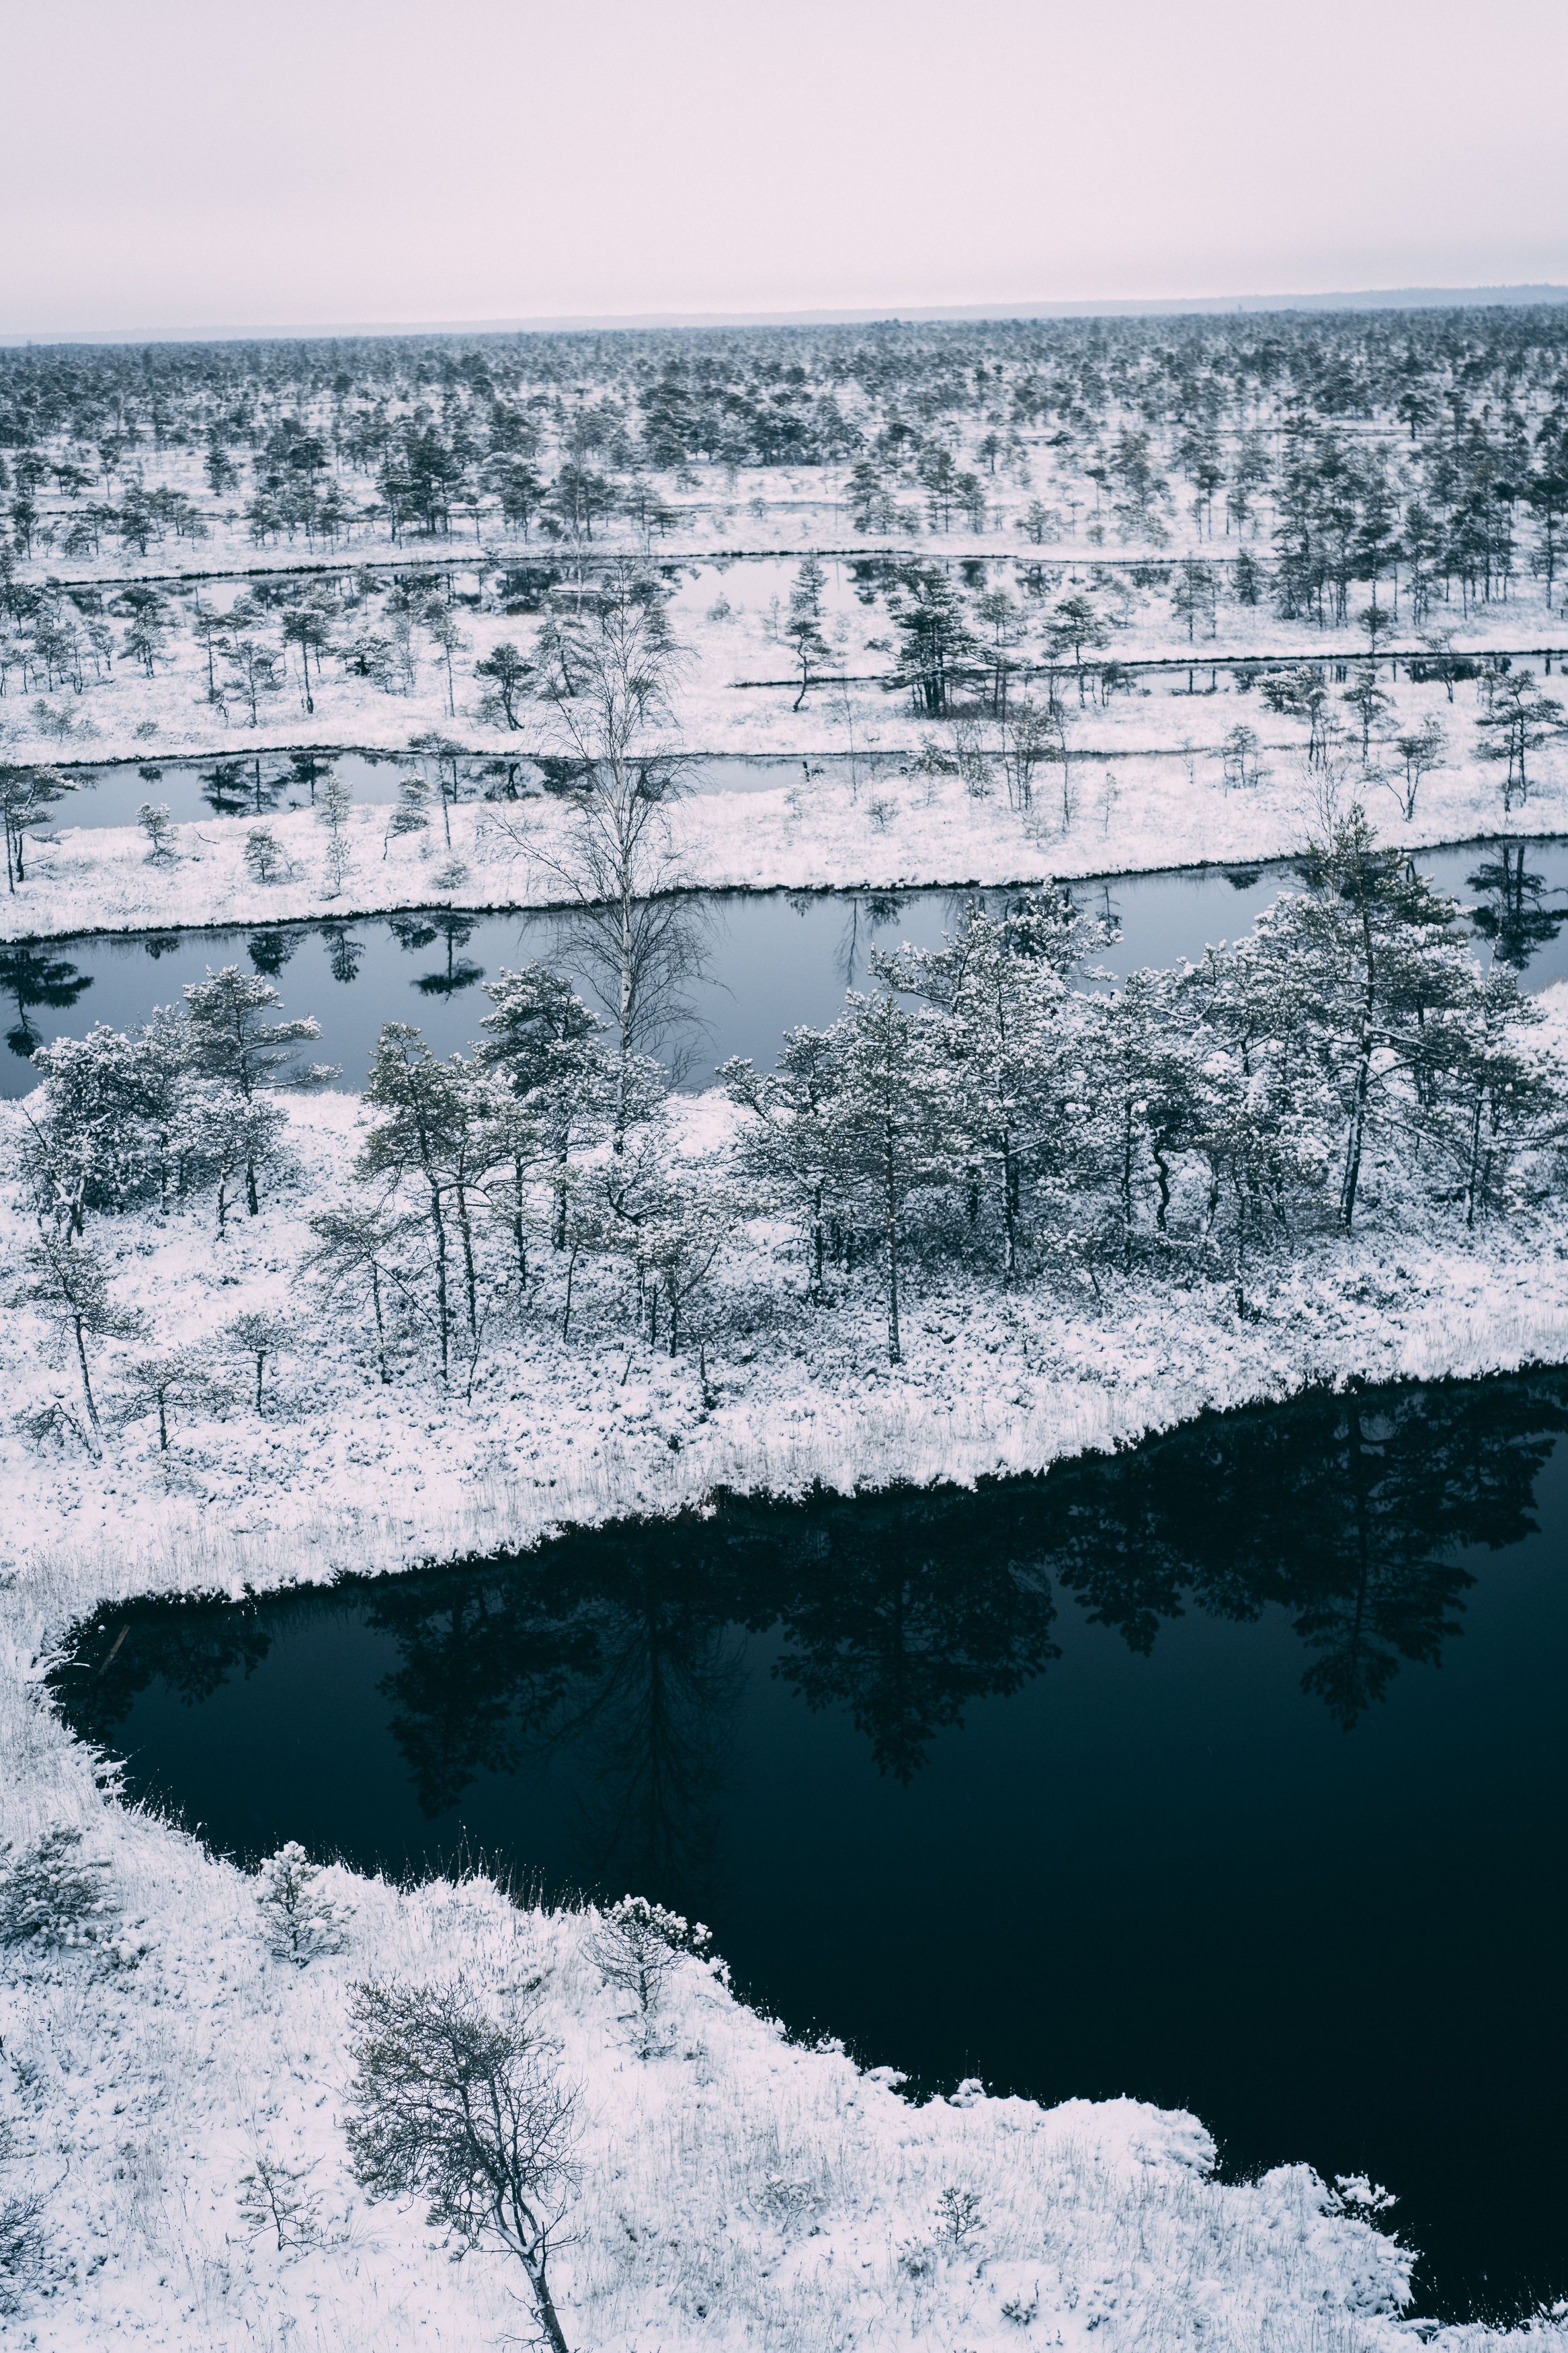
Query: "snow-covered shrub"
585 1895 714 2056
31 697 92 744
0 2119 48 2317
254 1841 350 1965
12 1394 95 1457
0 1826 117 1954
136 801 175 863
936 2184 983 2248
242 825 290 885
0 2200 45 2317
898 2180 985 2279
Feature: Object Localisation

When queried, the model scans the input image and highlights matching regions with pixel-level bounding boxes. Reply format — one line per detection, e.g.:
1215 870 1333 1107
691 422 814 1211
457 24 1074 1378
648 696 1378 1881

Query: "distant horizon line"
5 281 1568 348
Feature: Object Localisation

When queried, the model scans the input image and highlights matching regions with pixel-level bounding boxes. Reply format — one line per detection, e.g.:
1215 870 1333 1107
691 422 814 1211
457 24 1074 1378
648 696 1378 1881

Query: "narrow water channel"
53 1372 1568 2324
4 837 1565 1096
45 749 869 830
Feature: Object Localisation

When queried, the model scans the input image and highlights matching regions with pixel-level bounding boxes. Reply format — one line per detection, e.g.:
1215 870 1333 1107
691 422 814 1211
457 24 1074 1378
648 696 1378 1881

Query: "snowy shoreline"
7 761 1565 947
16 1238 1568 1642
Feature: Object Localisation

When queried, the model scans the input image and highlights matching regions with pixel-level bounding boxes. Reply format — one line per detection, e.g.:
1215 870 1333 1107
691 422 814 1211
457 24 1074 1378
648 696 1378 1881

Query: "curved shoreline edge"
8 1299 1568 2346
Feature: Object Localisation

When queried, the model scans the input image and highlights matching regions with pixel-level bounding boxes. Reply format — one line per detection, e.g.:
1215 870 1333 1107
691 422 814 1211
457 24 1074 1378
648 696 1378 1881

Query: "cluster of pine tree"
723 817 1563 1355
15 814 1564 1449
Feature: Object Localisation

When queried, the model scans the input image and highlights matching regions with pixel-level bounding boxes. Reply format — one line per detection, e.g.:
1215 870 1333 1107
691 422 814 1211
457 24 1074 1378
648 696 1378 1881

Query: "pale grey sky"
4 0 1564 335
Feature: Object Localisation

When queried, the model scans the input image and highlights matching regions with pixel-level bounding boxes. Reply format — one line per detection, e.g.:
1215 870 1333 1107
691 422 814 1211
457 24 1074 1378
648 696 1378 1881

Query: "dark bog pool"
54 1372 1568 2323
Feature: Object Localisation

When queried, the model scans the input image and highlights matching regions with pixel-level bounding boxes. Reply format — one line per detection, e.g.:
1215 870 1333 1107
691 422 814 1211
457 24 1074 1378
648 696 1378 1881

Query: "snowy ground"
0 1776 1450 2353
7 738 1563 948
13 340 1568 2348
4 1026 1568 2346
10 550 1568 776
8 530 1566 938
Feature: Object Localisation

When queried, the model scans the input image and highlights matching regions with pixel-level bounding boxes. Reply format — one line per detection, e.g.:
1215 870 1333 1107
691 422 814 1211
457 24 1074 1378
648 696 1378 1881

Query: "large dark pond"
54 1372 1568 2323
4 837 1565 1096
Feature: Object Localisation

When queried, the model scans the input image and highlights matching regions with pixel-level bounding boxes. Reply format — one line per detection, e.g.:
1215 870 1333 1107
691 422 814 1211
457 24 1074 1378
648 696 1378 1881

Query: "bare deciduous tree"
346 1974 579 2353
521 568 703 1129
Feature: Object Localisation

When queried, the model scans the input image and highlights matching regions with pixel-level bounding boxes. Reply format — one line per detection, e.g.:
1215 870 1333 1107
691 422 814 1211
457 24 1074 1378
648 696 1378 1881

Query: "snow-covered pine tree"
586 1895 713 2055
723 1025 847 1296
876 888 1113 1281
812 989 955 1364
1241 809 1487 1230
254 1841 349 1964
0 1826 118 1952
784 553 830 709
477 964 614 1252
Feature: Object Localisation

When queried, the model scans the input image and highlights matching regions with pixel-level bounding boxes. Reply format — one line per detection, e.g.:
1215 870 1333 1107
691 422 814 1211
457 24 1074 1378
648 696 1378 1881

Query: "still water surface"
48 750 846 830
54 1373 1568 2323
4 838 1565 1096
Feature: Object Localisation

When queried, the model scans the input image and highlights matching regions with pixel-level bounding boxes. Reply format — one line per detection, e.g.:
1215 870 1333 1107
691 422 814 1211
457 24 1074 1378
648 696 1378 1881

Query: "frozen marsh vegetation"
3 968 1568 2340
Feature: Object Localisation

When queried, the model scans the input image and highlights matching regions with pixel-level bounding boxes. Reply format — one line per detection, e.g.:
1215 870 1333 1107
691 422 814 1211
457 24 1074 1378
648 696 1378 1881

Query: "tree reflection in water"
363 1542 745 1894
1046 1380 1565 1726
245 926 304 980
60 1375 1568 1873
0 941 91 1059
1466 842 1567 971
764 1490 1058 1781
390 910 486 1000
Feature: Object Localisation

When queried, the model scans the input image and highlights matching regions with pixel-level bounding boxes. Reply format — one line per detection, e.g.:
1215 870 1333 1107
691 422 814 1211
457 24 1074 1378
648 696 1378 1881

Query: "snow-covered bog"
3 1014 1568 2342
4 746 1561 948
11 301 1568 2345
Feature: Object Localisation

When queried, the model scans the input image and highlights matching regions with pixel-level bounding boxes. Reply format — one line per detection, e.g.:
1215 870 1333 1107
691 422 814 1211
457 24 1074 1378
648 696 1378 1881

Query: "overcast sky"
5 0 1565 336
